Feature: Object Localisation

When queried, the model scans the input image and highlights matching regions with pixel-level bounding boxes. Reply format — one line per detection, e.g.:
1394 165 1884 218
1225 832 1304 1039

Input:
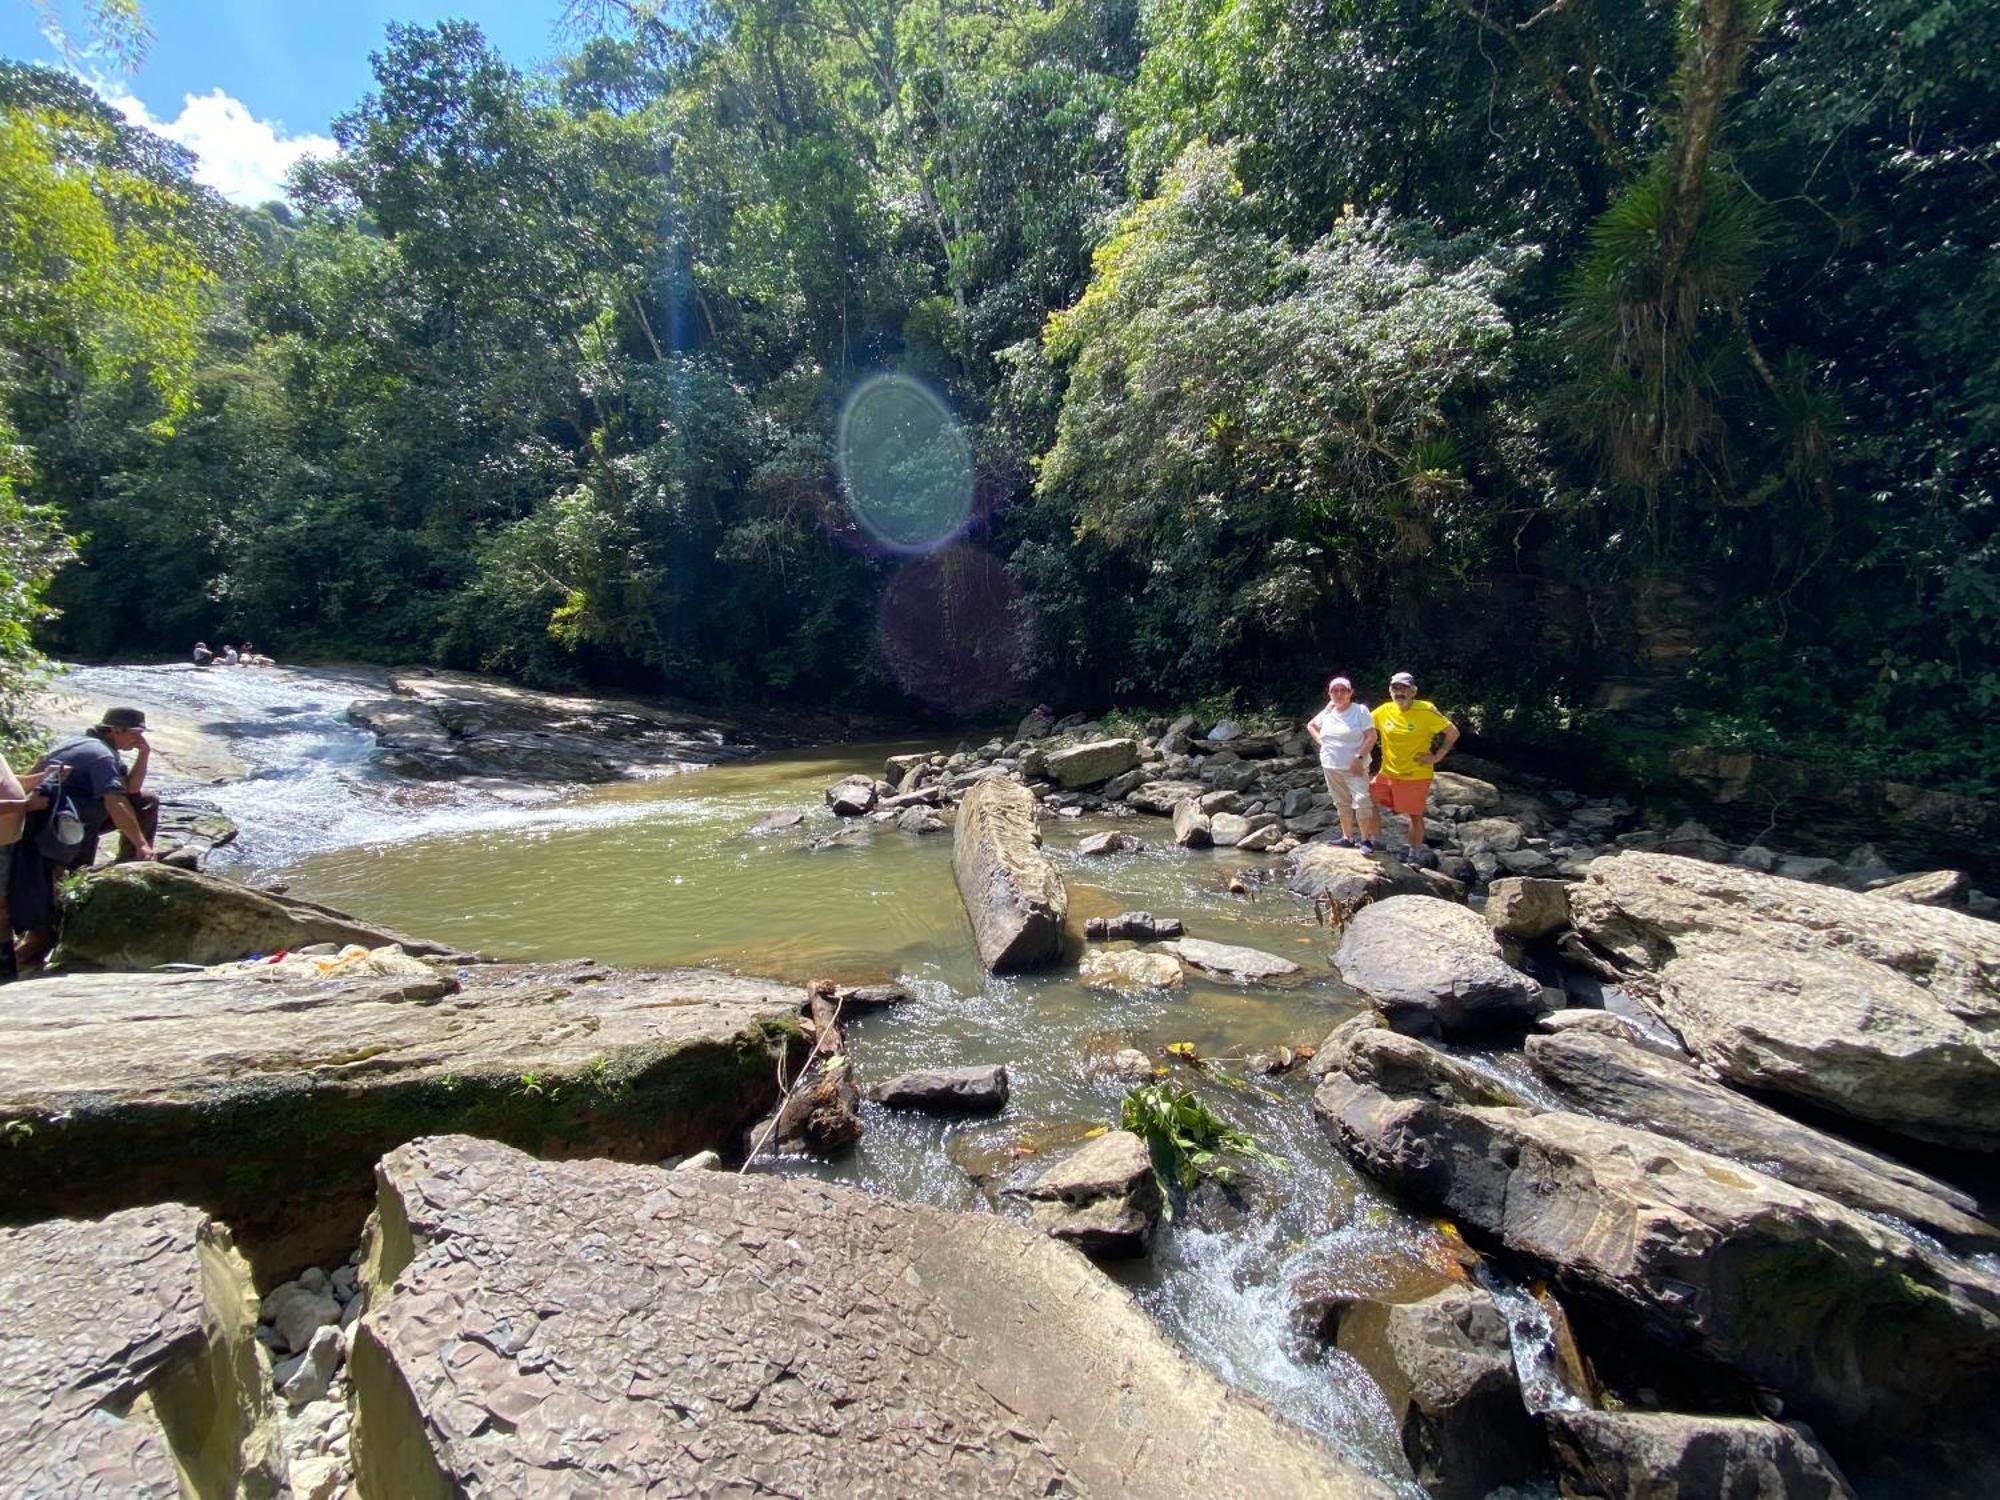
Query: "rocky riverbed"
6 670 1998 1496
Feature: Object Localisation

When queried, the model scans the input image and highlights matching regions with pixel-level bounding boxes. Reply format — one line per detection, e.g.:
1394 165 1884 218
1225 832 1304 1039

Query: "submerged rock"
1526 1028 2000 1252
0 962 804 1279
56 863 461 971
1157 936 1301 982
1333 895 1549 1037
867 1064 1010 1114
951 776 1067 972
1 1205 284 1497
1324 1285 1541 1500
1568 852 2000 1150
1544 1410 1856 1500
1021 1129 1162 1257
1076 830 1140 857
350 1135 1391 1497
1079 948 1185 991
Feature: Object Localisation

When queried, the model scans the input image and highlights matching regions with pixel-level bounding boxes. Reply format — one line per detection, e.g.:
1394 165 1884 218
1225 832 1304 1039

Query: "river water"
55 663 1497 1493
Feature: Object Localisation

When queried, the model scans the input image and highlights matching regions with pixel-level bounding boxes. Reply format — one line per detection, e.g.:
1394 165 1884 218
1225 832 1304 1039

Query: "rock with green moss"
57 863 463 970
349 1134 1393 1497
0 961 805 1281
1 1205 286 1497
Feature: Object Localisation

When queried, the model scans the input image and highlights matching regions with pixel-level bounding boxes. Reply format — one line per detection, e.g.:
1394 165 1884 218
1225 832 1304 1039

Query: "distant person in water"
1370 672 1459 867
191 641 213 666
241 642 272 666
1305 676 1379 853
220 644 239 665
12 709 157 972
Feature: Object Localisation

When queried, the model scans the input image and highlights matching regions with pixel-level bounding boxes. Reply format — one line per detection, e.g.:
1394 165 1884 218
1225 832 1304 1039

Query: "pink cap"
1327 676 1353 693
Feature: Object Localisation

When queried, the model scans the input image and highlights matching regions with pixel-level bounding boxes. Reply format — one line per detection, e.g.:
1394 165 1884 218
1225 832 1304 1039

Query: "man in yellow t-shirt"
1369 672 1460 866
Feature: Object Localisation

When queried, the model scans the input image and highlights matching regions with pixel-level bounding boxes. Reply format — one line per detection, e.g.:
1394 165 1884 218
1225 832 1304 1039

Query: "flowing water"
51 663 1521 1494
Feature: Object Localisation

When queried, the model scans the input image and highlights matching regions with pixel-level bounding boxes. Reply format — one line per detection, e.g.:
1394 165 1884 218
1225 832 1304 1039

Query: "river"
52 663 1531 1494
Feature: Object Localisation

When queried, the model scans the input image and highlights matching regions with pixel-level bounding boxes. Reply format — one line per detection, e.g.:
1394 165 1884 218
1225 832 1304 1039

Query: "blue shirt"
41 734 127 834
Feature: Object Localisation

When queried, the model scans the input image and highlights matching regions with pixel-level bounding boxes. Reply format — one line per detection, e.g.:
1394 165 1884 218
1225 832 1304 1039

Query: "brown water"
282 743 1470 1489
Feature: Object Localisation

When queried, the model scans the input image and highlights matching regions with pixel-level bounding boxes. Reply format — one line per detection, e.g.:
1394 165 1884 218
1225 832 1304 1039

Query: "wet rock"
281 1325 343 1407
1873 868 1970 907
1079 949 1185 991
754 1057 864 1156
867 1064 1010 1114
1334 1027 1527 1108
1326 1285 1541 1500
1334 896 1549 1038
951 776 1067 972
0 962 804 1279
56 863 463 970
830 982 913 1013
1045 737 1142 789
1021 1130 1162 1257
265 1281 341 1355
1077 830 1140 857
1107 1047 1157 1081
149 802 239 871
1483 876 1571 942
1533 1007 1686 1061
825 774 879 816
1568 852 2000 1150
1172 798 1213 848
1 1205 283 1496
352 1136 1388 1497
1126 778 1208 815
1525 1028 1999 1252
1316 1043 2000 1441
1545 1410 1856 1500
1158 936 1302 982
747 808 805 835
1287 845 1464 924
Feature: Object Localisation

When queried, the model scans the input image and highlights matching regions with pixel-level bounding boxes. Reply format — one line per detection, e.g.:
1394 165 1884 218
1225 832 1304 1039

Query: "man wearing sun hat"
1370 672 1459 867
1305 676 1379 852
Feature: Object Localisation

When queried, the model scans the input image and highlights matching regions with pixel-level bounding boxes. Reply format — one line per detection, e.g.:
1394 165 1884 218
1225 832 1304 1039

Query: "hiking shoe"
1357 839 1376 855
1328 835 1356 849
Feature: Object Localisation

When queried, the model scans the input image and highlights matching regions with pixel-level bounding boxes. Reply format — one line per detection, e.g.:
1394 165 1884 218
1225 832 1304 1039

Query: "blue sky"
1 0 577 201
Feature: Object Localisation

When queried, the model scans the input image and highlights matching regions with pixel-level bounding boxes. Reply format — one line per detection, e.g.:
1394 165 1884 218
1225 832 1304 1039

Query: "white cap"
1389 671 1417 688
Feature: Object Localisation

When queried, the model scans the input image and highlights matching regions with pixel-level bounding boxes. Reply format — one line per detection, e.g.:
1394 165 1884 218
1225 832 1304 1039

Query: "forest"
2 0 1995 793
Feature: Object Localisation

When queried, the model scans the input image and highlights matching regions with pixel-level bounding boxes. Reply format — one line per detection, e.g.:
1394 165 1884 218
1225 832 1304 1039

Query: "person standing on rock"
1305 677 1379 853
1370 672 1459 867
12 708 160 972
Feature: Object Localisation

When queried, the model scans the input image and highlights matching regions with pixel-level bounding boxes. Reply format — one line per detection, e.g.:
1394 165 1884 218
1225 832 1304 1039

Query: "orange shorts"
1369 775 1431 817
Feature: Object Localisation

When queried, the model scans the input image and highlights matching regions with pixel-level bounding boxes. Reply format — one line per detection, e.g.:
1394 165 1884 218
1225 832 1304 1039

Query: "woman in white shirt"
1304 676 1380 853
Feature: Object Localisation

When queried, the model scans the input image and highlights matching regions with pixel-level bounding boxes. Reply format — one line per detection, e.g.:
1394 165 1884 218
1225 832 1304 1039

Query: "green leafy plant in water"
1120 1082 1287 1215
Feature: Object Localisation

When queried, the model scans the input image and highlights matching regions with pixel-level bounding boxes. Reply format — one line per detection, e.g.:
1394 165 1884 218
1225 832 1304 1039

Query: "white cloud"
107 89 336 206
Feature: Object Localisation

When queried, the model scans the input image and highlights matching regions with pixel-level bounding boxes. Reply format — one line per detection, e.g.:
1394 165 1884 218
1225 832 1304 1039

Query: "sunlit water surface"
63 663 1505 1494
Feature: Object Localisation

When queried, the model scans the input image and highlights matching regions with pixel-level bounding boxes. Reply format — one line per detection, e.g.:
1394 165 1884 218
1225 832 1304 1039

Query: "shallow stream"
55 663 1497 1493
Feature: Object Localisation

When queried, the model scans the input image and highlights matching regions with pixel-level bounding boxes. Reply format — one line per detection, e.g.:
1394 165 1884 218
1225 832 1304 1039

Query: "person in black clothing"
11 707 158 972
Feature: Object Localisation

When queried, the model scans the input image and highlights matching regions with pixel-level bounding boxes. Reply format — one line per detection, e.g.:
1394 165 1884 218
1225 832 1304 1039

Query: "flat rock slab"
952 776 1068 972
1158 937 1302 982
57 862 463 970
1 1205 282 1496
350 670 755 782
353 1135 1392 1497
0 963 802 1280
1334 896 1548 1037
866 1064 1011 1114
1079 948 1185 990
1286 845 1464 923
1045 737 1141 789
1569 852 2000 1149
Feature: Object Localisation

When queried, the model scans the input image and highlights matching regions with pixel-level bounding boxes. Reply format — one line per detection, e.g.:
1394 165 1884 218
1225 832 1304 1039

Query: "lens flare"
876 545 1031 714
836 374 974 554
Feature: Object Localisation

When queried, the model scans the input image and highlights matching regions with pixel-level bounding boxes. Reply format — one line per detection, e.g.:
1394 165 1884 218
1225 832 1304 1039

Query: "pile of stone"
259 1258 363 1498
1301 851 2000 1497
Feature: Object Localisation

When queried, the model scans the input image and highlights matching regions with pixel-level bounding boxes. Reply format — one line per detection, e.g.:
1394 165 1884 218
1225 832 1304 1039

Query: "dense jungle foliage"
2 0 1995 791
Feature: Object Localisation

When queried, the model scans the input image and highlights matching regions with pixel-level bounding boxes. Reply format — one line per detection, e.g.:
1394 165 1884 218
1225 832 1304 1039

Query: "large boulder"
1568 852 2000 1150
951 776 1067 972
1126 779 1208 816
1333 895 1549 1037
1045 737 1142 789
1020 1129 1162 1257
350 1135 1393 1497
1483 876 1571 942
0 961 804 1279
1158 936 1302 983
1314 1041 2000 1441
1526 1028 1999 1252
1172 797 1213 848
1 1205 284 1497
56 863 462 971
825 774 879 816
1326 1285 1540 1500
1544 1410 1856 1500
1286 845 1463 924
